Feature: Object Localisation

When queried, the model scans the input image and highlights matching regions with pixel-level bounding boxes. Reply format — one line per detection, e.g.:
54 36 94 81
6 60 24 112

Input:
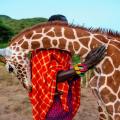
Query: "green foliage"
0 21 14 43
0 42 8 48
0 15 48 44
72 55 81 65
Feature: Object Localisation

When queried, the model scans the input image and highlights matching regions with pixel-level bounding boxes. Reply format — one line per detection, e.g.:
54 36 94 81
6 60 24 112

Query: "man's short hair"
48 14 68 23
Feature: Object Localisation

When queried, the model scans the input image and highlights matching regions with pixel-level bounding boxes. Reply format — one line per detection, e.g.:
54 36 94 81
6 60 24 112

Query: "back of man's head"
48 14 68 23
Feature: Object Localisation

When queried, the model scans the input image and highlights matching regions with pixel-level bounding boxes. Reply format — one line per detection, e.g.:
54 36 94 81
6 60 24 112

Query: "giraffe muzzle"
22 81 32 92
0 48 12 57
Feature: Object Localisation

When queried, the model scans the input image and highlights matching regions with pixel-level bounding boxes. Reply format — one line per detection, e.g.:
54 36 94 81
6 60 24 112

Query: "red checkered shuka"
29 49 80 120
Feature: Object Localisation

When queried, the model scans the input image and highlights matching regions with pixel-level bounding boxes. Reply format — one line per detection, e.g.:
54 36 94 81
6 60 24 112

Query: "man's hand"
84 45 106 69
57 45 106 83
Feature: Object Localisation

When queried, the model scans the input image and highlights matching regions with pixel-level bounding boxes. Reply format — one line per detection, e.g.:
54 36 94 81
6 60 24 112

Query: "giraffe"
0 21 120 120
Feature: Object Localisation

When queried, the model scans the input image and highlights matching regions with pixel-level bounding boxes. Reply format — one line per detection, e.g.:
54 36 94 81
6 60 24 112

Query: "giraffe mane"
70 24 120 38
88 27 120 38
9 21 120 45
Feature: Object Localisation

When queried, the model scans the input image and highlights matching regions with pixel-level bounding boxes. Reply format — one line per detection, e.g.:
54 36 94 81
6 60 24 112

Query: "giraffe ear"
0 48 6 57
0 48 12 57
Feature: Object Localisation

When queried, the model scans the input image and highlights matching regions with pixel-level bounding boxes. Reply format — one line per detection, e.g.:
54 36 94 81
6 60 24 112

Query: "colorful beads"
74 63 88 76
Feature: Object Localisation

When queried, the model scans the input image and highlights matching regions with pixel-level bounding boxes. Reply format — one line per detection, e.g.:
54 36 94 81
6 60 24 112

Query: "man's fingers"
94 45 106 58
97 45 106 55
86 45 106 60
93 53 106 67
97 46 106 58
97 54 106 62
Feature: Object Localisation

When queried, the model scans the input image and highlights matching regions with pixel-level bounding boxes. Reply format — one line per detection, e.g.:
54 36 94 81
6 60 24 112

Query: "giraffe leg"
98 104 113 120
98 105 106 120
114 114 120 120
89 72 120 120
89 76 112 120
98 75 120 120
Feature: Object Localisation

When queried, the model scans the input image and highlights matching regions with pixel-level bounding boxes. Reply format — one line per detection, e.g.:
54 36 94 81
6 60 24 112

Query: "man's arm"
57 69 78 83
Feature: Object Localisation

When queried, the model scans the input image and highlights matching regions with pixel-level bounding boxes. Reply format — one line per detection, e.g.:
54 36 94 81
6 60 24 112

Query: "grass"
0 62 4 66
0 42 7 65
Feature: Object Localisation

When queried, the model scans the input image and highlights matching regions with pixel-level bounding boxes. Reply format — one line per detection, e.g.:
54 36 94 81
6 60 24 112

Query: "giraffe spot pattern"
89 76 98 87
18 56 22 59
94 35 109 43
78 47 88 56
73 41 80 51
90 38 102 49
46 31 55 37
108 116 113 120
13 47 16 50
114 101 120 113
12 43 17 46
25 31 33 39
100 87 116 103
114 114 120 120
107 45 120 68
58 38 67 49
99 113 107 119
118 91 120 99
42 37 51 48
98 76 105 87
54 27 62 37
79 38 90 48
32 34 42 40
31 41 40 49
64 28 75 39
98 106 103 112
107 74 120 93
21 41 29 49
44 27 51 33
35 29 42 33
16 47 20 51
106 105 113 115
20 61 24 64
112 70 120 85
17 69 22 73
18 39 24 44
68 42 74 54
110 40 120 49
95 67 102 74
52 40 57 46
22 68 26 71
102 58 114 74
75 29 90 37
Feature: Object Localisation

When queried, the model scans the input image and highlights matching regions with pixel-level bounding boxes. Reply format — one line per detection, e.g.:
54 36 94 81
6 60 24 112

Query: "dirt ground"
0 65 99 120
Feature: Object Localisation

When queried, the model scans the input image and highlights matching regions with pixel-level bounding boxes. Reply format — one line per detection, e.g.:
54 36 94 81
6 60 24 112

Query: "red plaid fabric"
29 49 80 120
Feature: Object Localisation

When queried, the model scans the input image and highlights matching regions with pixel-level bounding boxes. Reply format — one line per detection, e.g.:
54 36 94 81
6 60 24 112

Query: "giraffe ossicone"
0 21 120 120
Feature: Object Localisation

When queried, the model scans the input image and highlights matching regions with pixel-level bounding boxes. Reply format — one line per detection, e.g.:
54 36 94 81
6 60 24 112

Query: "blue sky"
0 0 120 31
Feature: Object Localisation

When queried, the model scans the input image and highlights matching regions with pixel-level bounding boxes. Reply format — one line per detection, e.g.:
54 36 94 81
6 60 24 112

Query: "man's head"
48 14 68 23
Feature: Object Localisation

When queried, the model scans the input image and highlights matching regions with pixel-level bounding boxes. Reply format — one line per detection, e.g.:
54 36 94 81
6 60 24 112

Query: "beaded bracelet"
74 63 88 76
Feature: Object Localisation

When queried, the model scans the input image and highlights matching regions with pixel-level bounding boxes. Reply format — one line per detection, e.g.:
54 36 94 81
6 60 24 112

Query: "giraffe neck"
10 26 91 55
9 22 118 59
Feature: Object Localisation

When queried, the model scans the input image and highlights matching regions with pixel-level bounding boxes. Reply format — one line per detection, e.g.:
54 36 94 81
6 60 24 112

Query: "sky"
0 0 120 31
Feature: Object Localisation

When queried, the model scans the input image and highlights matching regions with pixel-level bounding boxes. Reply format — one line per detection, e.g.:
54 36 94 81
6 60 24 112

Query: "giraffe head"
0 47 32 92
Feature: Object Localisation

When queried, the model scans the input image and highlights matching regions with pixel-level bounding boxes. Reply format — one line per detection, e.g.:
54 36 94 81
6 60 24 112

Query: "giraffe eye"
9 65 14 73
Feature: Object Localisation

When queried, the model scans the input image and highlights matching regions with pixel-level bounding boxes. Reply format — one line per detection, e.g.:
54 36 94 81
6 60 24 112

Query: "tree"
0 21 14 43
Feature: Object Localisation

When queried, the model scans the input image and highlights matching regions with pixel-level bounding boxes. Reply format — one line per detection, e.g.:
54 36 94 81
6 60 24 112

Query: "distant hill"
0 15 48 34
0 15 12 19
0 15 47 43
